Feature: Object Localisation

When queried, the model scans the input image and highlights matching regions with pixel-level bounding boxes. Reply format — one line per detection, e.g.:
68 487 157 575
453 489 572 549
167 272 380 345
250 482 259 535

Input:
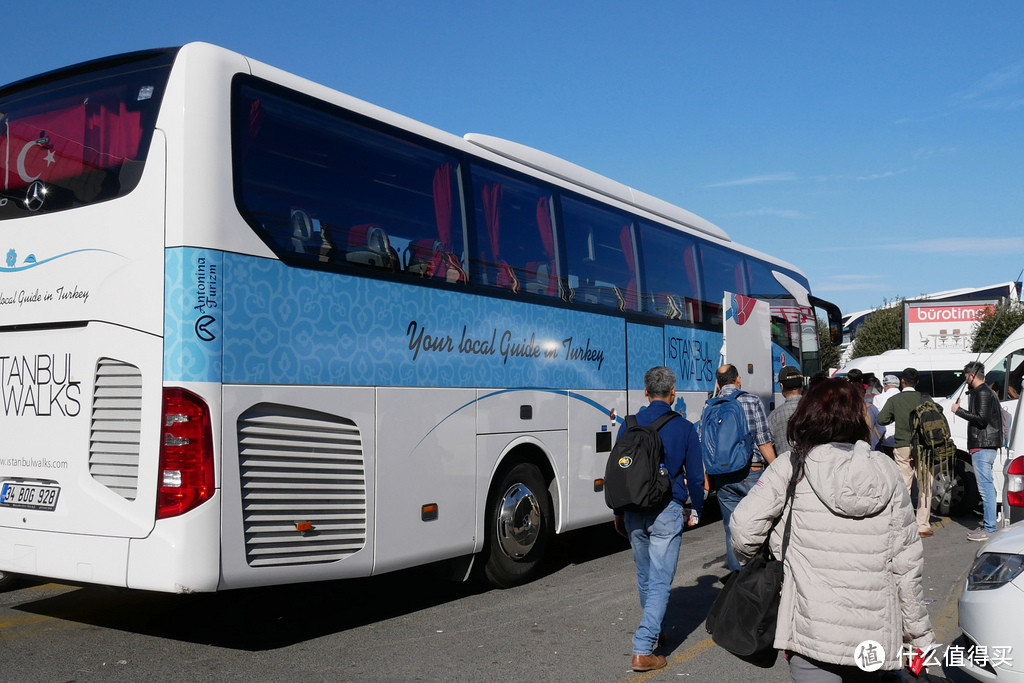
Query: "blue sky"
5 1 1023 318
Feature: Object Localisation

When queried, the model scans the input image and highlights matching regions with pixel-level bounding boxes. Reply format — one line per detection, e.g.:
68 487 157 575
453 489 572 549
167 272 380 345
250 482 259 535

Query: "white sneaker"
967 527 991 543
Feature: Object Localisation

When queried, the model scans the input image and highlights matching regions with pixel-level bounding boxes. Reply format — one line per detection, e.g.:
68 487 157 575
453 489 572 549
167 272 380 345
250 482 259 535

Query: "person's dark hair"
902 367 919 385
786 378 870 487
644 366 676 398
964 361 985 377
808 370 828 388
847 368 864 383
716 364 739 386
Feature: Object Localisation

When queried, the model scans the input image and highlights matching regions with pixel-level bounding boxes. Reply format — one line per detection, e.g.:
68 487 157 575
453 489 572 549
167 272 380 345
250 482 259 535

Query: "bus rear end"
0 48 213 590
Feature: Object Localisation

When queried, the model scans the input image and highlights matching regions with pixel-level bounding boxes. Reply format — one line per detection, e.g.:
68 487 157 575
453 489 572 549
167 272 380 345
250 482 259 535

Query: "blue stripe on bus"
413 387 625 450
163 248 725 392
0 248 123 272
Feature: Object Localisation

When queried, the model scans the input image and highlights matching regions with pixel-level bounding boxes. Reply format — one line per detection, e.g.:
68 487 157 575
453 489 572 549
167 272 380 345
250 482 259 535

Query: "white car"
957 521 1024 681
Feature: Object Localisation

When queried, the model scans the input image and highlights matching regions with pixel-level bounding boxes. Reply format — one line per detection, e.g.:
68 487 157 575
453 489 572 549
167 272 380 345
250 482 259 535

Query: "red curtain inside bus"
1 102 142 191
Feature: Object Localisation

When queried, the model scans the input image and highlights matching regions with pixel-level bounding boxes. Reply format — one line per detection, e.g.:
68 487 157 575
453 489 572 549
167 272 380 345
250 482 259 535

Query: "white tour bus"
0 43 841 592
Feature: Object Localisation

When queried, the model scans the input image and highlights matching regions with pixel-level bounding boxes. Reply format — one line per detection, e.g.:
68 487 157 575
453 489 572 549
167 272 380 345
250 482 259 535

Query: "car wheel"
481 462 553 588
932 457 979 517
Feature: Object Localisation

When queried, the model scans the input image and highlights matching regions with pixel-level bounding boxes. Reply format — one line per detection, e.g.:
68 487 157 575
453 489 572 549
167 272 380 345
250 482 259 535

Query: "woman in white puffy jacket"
730 378 937 681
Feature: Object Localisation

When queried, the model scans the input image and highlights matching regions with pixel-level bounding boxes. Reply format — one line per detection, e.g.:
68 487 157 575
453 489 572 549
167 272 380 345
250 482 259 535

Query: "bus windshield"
0 48 177 219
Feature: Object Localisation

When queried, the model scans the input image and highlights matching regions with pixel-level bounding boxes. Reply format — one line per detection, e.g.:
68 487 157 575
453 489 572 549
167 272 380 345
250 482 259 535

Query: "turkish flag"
733 294 758 325
1 105 87 191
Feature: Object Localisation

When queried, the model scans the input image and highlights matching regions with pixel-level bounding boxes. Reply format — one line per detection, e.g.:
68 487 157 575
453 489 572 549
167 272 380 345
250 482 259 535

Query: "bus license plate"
0 482 60 511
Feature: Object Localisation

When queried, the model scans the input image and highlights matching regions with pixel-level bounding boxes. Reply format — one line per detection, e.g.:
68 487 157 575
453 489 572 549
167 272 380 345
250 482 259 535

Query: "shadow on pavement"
10 524 633 651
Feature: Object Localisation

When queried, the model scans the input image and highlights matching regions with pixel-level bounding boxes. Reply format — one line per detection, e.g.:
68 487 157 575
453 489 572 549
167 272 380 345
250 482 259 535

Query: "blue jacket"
618 400 704 513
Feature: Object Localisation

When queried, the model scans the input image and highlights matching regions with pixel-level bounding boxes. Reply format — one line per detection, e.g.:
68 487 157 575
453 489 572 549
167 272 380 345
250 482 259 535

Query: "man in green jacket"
877 367 932 537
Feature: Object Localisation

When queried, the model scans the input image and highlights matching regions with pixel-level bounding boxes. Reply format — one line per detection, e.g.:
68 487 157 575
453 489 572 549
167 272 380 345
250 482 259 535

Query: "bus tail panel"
0 527 130 587
0 324 163 543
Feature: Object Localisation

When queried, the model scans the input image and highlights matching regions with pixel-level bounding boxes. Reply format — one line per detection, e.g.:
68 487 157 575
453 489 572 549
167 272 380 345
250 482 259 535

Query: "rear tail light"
1008 456 1024 508
158 388 215 519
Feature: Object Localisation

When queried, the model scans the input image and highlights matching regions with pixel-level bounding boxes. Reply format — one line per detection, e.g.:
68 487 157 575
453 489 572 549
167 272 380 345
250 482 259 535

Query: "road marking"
622 636 717 681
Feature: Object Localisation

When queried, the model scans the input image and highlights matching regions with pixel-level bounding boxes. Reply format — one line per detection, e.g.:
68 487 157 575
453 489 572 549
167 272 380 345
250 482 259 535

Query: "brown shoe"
632 654 667 672
919 530 934 537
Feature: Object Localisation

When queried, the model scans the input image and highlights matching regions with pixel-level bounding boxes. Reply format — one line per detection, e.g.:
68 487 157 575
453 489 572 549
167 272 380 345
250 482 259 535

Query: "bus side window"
562 195 638 312
401 163 468 284
233 84 467 281
637 221 700 322
699 243 748 325
469 166 559 298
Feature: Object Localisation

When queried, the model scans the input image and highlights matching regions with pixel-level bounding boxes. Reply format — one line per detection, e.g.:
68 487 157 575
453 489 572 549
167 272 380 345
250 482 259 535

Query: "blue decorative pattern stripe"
167 248 711 390
162 248 733 391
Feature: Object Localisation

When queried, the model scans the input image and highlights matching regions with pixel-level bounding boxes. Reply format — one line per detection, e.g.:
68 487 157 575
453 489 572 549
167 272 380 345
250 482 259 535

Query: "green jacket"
876 389 924 448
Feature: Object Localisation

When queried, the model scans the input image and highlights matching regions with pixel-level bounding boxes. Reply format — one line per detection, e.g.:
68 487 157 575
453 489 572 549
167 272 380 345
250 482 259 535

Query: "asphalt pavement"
0 507 988 682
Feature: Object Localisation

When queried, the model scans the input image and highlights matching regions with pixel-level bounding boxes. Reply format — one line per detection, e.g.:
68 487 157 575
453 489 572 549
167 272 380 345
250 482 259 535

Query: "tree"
850 300 904 359
817 317 842 371
971 299 1024 353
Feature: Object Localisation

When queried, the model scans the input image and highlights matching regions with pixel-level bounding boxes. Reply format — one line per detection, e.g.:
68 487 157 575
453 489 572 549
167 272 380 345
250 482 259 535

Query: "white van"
935 324 1024 523
837 349 976 516
835 349 974 398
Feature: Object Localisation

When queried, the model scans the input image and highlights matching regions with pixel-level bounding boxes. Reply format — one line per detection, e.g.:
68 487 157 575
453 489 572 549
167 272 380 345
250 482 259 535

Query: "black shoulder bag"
705 479 795 668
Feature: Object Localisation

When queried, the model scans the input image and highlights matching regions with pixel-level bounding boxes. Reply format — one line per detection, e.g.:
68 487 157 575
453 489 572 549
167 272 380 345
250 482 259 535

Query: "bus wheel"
482 463 553 588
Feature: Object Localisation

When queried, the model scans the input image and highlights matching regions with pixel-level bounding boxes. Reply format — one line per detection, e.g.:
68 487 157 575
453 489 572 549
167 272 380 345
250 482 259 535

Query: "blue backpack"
700 391 755 476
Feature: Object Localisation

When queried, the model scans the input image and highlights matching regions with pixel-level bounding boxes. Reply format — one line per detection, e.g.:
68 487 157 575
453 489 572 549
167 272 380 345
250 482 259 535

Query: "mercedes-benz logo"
24 180 46 212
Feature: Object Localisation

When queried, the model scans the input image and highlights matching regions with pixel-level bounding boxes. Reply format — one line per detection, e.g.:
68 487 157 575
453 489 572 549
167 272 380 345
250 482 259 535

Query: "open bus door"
721 293 772 405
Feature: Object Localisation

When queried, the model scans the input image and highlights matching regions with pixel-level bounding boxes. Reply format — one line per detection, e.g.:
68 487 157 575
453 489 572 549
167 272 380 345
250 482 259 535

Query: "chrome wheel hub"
495 482 541 559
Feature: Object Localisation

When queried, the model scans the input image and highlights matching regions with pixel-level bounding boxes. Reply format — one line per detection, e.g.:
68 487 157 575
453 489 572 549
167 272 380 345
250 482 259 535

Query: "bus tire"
481 462 553 588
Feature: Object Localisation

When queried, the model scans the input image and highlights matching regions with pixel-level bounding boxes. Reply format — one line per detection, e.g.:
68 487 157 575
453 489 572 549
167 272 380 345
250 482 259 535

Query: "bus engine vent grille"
237 404 367 568
89 358 143 500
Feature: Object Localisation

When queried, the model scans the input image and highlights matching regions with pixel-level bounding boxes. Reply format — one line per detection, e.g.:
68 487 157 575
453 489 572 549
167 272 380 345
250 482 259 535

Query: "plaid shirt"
768 394 801 456
718 383 773 464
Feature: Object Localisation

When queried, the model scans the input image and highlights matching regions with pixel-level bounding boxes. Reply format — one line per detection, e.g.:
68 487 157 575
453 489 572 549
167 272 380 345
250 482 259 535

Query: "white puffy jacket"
729 441 937 669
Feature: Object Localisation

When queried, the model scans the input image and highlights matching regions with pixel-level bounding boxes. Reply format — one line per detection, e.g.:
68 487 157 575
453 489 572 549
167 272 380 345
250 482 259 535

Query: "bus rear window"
0 49 176 219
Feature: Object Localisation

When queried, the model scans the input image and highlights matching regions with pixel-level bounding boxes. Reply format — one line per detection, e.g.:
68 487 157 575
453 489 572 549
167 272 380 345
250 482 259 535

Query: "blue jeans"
972 449 998 532
625 500 684 655
716 466 764 571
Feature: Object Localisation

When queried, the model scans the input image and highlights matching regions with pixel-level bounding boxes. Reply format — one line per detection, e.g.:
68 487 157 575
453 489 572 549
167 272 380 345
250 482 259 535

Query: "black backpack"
604 411 680 512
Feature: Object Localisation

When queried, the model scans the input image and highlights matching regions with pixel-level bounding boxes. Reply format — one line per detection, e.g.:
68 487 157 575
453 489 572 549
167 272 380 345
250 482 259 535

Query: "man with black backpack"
611 366 703 672
952 361 1004 542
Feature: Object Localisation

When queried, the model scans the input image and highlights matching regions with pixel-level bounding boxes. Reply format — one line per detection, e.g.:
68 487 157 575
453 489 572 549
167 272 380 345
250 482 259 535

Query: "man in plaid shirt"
709 364 776 571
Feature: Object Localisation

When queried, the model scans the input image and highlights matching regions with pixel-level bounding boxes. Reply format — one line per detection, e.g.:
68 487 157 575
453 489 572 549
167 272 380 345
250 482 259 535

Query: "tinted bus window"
233 78 467 282
699 243 748 323
561 195 639 311
469 166 559 297
746 258 807 364
637 221 700 321
746 258 790 298
0 49 175 220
